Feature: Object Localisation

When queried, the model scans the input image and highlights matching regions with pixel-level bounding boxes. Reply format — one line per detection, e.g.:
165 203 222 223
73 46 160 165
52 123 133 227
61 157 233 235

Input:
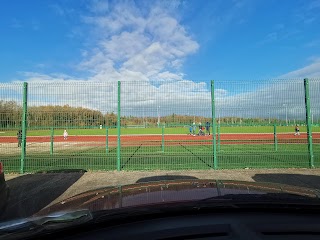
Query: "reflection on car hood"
35 180 320 216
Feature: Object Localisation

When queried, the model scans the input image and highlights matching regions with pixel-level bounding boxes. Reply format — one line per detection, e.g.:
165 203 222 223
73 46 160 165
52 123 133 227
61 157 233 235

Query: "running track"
1 133 320 145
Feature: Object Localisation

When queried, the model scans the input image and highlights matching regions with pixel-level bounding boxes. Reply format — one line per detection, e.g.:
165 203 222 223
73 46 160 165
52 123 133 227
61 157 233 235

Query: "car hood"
35 179 320 217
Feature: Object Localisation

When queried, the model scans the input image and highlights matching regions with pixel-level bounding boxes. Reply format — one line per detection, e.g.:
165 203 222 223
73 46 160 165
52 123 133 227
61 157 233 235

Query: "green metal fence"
310 79 320 167
119 81 212 170
0 82 23 173
214 79 317 169
0 79 319 173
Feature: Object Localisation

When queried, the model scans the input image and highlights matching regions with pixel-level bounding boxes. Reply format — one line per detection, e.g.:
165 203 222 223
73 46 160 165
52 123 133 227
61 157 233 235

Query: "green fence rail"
0 79 319 173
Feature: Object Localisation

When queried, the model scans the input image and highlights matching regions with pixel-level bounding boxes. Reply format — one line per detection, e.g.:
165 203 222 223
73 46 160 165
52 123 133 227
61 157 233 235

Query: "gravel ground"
3 168 320 221
57 168 320 198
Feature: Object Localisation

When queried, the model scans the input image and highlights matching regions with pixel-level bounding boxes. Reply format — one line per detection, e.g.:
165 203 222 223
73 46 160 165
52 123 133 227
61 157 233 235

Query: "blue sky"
0 0 319 120
1 0 320 84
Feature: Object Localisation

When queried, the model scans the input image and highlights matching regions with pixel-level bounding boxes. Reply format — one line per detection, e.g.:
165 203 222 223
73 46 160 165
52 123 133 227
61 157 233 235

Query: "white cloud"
8 72 212 117
80 0 199 83
278 58 320 78
295 0 320 25
100 31 150 62
83 2 146 34
212 59 320 120
154 71 184 82
215 79 320 121
8 69 320 121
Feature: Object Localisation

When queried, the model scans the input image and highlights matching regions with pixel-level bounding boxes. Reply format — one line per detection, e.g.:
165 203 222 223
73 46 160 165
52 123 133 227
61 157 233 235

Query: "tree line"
0 100 304 129
0 100 22 128
0 100 211 128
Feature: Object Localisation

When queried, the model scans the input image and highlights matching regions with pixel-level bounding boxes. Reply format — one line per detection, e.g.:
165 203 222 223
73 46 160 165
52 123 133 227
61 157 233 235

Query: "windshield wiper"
0 209 92 240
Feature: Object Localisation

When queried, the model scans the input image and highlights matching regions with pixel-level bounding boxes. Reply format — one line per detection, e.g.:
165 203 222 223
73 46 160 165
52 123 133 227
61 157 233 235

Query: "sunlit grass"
1 125 319 136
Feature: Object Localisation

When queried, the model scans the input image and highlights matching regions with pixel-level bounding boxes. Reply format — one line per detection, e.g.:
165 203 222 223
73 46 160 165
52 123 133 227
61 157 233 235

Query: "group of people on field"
187 123 302 137
189 121 210 136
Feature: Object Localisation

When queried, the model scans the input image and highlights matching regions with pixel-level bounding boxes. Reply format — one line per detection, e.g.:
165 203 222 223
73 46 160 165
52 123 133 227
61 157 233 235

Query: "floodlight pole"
211 80 217 169
117 81 121 171
20 82 28 174
283 104 288 126
304 78 314 168
157 105 160 127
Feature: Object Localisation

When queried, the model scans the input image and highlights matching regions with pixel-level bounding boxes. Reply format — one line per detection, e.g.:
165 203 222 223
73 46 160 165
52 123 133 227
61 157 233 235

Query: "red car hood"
35 179 319 216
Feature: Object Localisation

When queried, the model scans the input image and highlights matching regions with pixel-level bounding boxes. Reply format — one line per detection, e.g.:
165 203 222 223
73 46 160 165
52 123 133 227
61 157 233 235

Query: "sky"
0 0 319 119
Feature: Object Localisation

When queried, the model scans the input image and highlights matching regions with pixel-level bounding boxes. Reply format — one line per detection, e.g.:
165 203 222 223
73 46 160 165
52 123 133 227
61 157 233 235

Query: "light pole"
157 106 160 127
283 104 288 126
143 106 145 127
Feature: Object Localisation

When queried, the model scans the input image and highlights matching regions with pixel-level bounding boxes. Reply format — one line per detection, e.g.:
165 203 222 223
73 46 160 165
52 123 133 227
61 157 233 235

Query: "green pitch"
2 143 319 173
1 125 319 136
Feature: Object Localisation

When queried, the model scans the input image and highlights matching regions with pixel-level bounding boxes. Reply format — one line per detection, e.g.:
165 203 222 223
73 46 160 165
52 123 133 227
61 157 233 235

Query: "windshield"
0 0 320 233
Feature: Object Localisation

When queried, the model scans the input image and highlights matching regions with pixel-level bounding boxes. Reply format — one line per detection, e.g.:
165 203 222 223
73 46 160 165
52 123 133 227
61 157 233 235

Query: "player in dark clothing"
205 121 210 135
198 127 205 136
294 125 300 136
198 122 203 135
17 130 22 147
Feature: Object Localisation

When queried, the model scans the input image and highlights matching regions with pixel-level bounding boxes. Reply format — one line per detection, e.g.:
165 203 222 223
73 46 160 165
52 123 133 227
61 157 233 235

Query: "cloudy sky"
0 0 319 119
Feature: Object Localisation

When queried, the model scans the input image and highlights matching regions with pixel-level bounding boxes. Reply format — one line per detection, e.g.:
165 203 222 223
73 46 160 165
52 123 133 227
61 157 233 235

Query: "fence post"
161 125 165 152
50 127 54 155
304 78 314 168
211 80 217 169
117 81 121 171
106 127 109 154
274 124 278 151
217 123 221 152
20 82 28 174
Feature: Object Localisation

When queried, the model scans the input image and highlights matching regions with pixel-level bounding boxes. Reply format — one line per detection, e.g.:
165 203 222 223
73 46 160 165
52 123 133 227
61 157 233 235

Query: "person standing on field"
294 125 300 136
192 122 196 136
63 129 68 140
17 130 22 147
205 121 210 135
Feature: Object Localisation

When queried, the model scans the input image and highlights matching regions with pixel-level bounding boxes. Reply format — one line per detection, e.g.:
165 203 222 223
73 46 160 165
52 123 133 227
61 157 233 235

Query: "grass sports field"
1 125 320 136
1 126 319 173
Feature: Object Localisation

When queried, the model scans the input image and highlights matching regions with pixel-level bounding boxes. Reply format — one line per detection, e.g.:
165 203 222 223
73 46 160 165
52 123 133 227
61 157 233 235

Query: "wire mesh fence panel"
215 79 309 169
24 82 118 172
1 79 318 173
310 79 320 167
120 81 213 170
0 83 24 172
